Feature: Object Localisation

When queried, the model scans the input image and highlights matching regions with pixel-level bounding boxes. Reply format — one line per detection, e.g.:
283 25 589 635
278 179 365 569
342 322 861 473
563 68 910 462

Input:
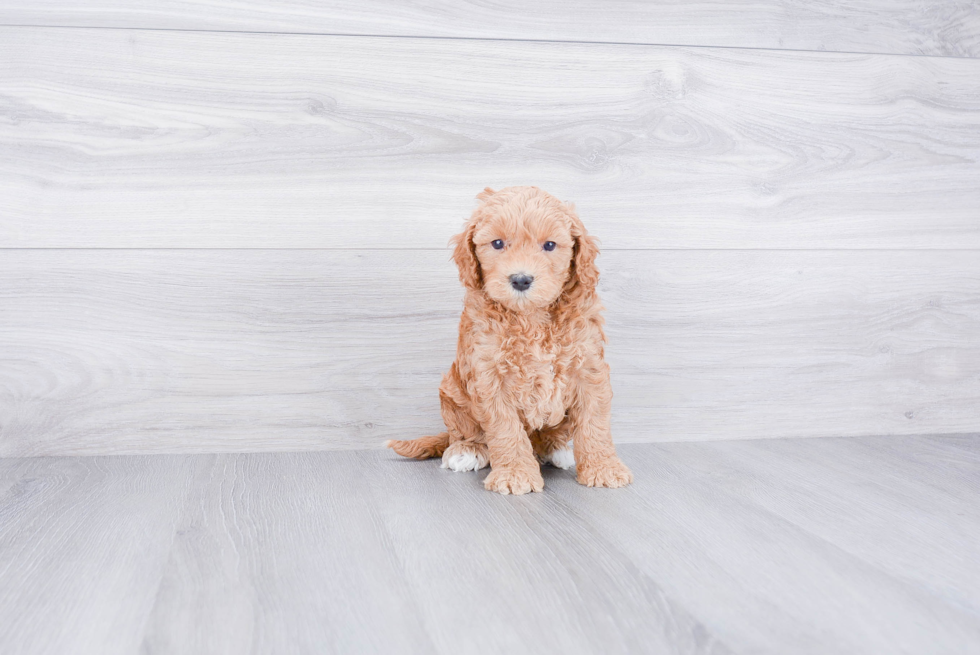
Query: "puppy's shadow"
540 463 575 483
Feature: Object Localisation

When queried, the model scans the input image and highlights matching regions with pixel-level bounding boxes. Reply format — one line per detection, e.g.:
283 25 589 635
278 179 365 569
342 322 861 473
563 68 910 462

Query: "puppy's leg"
569 367 632 488
531 421 575 470
483 411 544 495
438 390 488 472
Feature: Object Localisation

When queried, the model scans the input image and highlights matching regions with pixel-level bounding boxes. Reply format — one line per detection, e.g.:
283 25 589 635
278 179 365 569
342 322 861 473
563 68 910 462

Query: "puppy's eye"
543 241 556 251
491 239 504 250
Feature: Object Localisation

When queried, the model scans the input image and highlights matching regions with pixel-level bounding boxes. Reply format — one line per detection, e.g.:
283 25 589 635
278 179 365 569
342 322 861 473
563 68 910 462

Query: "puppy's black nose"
509 274 534 292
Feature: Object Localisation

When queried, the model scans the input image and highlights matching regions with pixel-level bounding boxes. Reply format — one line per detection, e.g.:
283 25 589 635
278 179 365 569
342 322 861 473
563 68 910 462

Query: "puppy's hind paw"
576 457 633 488
540 445 575 470
440 441 490 472
484 466 545 495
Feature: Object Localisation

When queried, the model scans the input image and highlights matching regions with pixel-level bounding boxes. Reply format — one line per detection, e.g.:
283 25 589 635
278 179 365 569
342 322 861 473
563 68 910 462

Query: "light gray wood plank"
369 452 728 655
140 452 438 655
3 438 978 654
550 438 980 654
0 455 206 655
691 436 980 617
1 1 978 58
143 450 726 655
3 28 980 249
1 249 977 456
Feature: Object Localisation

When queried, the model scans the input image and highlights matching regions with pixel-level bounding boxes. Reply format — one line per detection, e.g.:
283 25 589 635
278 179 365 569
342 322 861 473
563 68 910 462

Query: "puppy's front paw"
576 457 633 488
484 466 545 495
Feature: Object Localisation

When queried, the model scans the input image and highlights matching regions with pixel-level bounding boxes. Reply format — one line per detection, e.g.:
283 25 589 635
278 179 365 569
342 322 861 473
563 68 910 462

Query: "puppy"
387 186 632 495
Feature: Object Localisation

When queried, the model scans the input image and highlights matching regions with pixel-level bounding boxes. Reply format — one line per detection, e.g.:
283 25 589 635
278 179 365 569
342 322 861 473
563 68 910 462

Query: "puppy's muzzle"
509 274 534 292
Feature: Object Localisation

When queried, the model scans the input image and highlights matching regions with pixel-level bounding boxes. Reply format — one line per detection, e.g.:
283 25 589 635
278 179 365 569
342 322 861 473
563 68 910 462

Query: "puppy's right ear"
450 218 482 291
475 187 496 202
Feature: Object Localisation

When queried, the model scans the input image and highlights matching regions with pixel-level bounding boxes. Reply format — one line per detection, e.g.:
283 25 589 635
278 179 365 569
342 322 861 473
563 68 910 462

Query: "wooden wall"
1 3 978 455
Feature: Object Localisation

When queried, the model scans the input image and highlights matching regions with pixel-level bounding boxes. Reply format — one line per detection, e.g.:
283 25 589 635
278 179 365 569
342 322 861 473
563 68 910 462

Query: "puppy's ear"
450 218 482 291
565 207 600 295
476 187 496 202
572 231 600 293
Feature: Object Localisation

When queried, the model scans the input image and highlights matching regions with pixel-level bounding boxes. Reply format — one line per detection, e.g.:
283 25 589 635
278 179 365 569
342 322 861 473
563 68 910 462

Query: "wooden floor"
1 434 977 654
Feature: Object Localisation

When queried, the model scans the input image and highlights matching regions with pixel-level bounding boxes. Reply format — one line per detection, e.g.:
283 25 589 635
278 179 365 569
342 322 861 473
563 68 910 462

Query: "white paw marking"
547 446 575 470
441 448 489 472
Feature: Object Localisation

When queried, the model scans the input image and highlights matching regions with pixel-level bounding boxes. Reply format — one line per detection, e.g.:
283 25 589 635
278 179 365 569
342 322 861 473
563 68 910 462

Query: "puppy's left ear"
572 232 600 293
566 205 600 294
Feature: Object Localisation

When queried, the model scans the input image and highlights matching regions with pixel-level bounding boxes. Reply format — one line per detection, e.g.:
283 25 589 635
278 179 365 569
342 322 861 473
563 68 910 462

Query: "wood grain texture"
0 454 207 654
146 450 725 655
3 28 980 249
690 435 980 618
1 250 977 457
550 437 980 654
1 1 979 58
1 437 978 654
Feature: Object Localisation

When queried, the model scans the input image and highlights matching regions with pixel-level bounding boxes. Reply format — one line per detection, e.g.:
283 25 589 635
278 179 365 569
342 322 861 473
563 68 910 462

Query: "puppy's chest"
493 334 575 429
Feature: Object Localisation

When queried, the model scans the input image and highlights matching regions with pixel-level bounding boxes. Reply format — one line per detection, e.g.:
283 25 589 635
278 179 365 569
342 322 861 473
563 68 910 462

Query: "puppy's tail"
385 432 450 460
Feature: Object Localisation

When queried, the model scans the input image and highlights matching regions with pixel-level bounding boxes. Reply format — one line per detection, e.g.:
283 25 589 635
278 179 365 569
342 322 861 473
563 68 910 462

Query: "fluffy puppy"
387 186 632 495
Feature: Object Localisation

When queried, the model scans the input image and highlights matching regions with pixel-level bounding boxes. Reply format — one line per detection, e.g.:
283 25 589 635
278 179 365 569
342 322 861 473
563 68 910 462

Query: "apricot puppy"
387 186 632 495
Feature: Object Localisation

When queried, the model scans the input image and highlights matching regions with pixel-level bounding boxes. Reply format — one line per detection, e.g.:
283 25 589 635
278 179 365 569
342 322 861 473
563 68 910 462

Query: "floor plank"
3 28 980 248
549 438 980 654
0 436 977 654
146 451 724 655
140 452 438 654
2 249 977 456
1 1 978 58
365 452 726 655
0 455 207 655
699 436 980 616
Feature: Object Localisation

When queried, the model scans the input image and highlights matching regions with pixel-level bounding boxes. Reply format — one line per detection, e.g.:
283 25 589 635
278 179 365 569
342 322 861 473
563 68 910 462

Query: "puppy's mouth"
485 272 557 310
505 285 548 309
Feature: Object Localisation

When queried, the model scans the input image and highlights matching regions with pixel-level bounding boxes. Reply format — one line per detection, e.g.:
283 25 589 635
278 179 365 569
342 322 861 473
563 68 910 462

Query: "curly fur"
387 186 632 495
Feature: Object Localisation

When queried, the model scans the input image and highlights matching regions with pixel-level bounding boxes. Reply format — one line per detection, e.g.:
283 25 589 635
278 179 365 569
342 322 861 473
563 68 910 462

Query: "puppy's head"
451 186 599 311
